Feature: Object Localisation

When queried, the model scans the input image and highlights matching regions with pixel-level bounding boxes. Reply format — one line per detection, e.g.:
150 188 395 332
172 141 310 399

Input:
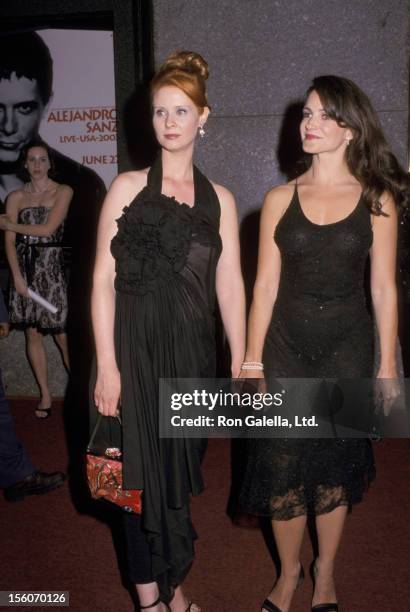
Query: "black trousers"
0 367 35 488
122 510 153 584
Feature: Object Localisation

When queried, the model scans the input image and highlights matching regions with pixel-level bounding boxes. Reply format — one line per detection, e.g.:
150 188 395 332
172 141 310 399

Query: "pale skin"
1 146 73 415
92 85 245 612
0 73 48 202
243 90 398 611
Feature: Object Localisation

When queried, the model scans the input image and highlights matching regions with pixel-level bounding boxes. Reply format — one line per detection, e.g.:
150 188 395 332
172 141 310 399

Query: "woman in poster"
239 75 408 612
92 51 245 611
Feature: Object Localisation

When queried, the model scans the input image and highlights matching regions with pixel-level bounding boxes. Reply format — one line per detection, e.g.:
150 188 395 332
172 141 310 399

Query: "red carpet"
0 399 409 611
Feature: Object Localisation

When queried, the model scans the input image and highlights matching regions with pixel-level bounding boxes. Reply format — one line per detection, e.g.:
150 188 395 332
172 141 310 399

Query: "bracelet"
241 361 264 371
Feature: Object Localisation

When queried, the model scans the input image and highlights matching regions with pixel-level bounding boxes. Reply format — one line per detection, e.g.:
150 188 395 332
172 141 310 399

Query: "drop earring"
198 124 205 138
346 138 351 146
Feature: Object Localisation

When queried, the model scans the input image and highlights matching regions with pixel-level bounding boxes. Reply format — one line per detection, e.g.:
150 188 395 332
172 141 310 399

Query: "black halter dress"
109 156 222 594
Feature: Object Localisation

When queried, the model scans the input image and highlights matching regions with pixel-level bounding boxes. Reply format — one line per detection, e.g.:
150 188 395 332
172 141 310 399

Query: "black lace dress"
9 206 67 332
240 184 375 519
110 157 221 594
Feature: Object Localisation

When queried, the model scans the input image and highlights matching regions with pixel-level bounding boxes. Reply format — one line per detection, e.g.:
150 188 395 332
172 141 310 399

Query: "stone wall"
2 0 408 395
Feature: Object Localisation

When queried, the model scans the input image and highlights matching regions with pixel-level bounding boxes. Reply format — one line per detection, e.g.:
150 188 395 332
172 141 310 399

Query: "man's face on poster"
0 71 45 163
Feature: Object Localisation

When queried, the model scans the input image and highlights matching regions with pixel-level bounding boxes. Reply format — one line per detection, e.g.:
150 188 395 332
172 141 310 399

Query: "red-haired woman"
92 51 245 611
239 76 408 612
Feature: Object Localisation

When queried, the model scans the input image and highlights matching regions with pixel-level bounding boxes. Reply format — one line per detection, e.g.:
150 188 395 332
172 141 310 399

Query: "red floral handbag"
86 414 142 513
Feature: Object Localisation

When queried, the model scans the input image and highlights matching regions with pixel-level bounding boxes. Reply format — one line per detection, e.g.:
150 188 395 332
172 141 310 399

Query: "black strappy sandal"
35 405 51 419
261 565 304 612
140 596 170 610
261 600 282 612
311 562 339 611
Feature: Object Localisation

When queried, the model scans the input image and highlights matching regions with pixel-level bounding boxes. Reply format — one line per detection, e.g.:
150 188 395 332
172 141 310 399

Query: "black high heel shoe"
311 561 339 612
140 596 170 610
261 564 304 612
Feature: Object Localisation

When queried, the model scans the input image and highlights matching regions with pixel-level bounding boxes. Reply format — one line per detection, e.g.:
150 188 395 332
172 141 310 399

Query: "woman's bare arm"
92 172 146 416
370 193 398 378
0 185 73 237
214 184 246 377
4 192 27 296
243 185 291 375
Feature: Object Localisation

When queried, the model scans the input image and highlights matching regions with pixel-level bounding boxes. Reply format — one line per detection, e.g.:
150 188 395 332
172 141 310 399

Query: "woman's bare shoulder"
264 183 295 211
6 188 26 208
54 182 73 197
210 182 235 209
109 169 149 198
98 169 150 221
372 190 398 228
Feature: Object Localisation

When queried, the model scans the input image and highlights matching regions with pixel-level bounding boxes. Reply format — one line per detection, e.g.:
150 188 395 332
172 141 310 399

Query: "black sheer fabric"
109 157 221 598
240 185 375 520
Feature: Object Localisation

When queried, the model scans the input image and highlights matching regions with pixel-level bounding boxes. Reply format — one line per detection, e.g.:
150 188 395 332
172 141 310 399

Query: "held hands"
238 368 264 379
0 214 12 231
237 364 267 393
237 360 264 378
94 368 121 417
231 360 245 379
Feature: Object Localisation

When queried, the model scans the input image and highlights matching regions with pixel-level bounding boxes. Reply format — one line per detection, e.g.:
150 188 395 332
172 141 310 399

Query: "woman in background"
240 75 408 612
1 140 72 417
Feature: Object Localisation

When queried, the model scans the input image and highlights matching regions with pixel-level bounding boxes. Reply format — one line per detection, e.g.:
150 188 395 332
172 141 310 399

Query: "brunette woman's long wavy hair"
307 75 409 215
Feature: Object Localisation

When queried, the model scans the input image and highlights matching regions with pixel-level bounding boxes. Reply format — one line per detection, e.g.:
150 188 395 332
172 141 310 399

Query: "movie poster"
0 28 116 285
38 29 117 189
0 28 116 394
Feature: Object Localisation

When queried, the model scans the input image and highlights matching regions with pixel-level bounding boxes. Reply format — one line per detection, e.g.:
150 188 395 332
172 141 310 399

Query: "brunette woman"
1 140 72 417
240 75 408 612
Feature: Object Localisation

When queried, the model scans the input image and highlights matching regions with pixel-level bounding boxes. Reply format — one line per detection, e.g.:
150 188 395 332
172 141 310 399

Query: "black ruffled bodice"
111 158 221 296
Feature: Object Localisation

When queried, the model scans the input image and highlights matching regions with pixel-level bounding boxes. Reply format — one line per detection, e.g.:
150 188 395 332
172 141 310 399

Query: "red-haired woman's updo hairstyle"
150 50 210 110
